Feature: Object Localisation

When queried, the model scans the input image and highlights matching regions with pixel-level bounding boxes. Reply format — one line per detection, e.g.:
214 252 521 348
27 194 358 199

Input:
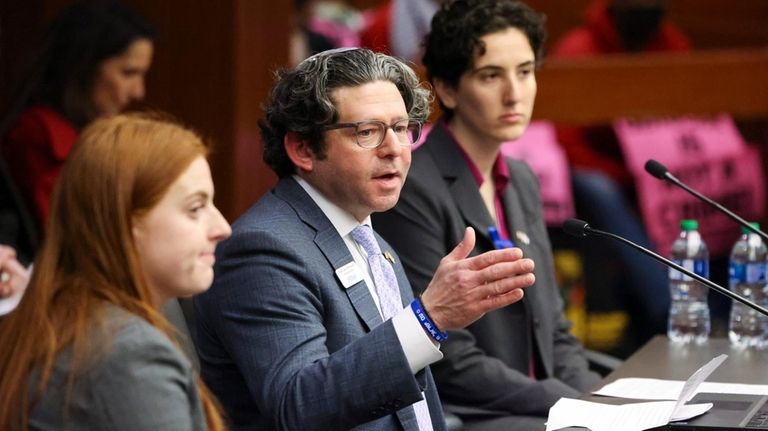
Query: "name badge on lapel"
335 261 364 289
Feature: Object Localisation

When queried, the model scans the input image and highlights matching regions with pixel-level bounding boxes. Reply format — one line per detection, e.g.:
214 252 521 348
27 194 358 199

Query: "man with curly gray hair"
194 47 537 430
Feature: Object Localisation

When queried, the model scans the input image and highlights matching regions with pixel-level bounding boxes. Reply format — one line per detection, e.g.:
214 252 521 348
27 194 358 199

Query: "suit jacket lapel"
503 161 546 374
423 124 495 246
274 178 383 331
500 162 528 253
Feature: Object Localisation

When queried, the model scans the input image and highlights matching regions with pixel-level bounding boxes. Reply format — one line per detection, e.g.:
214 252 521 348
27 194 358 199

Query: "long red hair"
0 112 225 430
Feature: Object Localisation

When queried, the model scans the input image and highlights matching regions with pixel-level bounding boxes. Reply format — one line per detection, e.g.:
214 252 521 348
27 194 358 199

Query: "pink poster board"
501 121 575 226
616 114 745 175
615 115 765 255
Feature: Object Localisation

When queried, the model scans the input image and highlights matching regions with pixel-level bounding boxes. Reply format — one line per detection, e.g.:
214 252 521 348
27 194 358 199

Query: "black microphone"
563 218 768 318
644 159 768 242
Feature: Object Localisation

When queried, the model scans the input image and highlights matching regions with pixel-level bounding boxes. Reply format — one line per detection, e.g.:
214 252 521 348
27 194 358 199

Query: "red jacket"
1 106 78 228
359 2 393 55
552 0 690 57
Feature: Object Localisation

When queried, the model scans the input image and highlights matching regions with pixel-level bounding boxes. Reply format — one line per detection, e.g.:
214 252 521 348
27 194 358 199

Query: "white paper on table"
546 398 675 431
547 355 727 430
595 379 768 400
670 403 714 422
545 398 712 431
672 354 727 414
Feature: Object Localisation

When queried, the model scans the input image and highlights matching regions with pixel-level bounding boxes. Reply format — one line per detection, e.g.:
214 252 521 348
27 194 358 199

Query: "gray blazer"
29 306 206 430
193 177 446 431
373 122 600 421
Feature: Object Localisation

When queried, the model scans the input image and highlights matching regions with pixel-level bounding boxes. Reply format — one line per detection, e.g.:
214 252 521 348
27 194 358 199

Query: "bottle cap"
741 222 761 235
681 219 698 231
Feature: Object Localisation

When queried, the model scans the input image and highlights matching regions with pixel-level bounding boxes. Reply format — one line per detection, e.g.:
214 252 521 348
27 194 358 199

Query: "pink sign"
616 114 745 176
615 115 765 256
502 121 575 226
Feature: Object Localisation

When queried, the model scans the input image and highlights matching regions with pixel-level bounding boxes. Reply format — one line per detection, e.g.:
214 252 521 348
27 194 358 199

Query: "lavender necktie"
350 224 434 431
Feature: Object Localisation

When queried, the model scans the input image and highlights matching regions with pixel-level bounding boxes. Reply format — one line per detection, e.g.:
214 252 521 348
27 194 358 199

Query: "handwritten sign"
615 115 765 255
502 121 575 226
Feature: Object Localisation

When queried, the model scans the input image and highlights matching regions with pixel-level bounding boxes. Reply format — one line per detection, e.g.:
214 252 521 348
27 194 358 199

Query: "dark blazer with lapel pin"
373 122 600 421
193 177 446 431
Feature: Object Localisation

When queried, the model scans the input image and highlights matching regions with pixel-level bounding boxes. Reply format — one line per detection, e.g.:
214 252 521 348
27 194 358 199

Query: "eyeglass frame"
321 118 423 149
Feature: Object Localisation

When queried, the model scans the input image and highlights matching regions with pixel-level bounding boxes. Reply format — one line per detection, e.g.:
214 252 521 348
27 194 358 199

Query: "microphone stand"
575 222 768 318
645 159 768 243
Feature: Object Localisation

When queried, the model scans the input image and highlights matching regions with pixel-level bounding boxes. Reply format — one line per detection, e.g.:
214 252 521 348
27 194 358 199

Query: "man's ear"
433 78 458 111
284 132 314 173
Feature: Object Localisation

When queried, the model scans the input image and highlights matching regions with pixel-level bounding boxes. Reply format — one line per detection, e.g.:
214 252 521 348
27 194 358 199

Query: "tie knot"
351 224 382 256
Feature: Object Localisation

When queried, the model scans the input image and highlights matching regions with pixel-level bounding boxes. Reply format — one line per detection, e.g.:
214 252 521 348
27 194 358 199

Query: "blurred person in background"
549 0 691 348
359 0 439 62
290 0 364 65
0 0 155 234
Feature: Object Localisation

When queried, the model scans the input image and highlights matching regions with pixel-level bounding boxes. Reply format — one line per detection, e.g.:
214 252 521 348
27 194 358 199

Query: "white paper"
594 379 768 400
672 354 726 414
547 355 726 430
670 403 713 422
546 399 713 431
546 398 675 431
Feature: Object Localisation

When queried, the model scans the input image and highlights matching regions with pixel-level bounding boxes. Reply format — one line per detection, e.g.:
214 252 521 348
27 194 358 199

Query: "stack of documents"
545 355 729 431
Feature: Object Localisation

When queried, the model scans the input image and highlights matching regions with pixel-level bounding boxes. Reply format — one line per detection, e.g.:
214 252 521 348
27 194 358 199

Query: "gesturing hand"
420 227 535 331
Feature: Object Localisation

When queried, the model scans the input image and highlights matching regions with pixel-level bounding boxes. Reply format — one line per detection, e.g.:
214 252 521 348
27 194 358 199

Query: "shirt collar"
440 119 510 195
293 175 372 237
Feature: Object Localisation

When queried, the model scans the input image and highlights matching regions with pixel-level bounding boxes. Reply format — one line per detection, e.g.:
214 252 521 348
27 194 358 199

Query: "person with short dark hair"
194 47 536 430
373 1 601 429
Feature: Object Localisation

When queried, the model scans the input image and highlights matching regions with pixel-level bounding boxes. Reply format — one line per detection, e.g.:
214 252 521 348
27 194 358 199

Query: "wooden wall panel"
527 0 768 53
534 49 768 125
3 0 767 222
127 0 238 219
231 0 290 216
667 0 768 49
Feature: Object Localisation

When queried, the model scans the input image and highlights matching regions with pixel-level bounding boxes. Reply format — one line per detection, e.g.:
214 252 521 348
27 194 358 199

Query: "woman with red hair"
0 113 231 430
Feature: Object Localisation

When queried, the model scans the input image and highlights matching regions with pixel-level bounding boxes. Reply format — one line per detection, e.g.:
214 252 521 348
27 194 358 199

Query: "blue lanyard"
488 226 514 250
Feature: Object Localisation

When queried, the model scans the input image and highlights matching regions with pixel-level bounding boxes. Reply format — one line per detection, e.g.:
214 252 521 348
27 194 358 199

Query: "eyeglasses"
322 119 423 149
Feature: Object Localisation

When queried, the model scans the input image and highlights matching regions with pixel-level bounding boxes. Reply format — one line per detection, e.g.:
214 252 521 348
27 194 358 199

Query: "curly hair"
423 0 546 95
260 48 431 178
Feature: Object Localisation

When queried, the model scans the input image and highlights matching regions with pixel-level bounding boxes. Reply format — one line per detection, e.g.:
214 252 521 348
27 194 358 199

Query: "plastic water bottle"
728 222 768 347
668 219 710 343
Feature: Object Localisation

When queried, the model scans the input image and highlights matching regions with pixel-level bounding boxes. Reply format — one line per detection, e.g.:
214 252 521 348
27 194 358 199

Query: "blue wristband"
411 297 448 343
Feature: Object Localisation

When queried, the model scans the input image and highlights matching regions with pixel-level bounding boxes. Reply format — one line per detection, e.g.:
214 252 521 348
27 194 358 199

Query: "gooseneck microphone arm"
644 159 768 243
563 218 768 318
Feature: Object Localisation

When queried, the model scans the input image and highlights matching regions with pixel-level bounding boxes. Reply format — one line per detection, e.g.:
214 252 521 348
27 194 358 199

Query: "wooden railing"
534 48 768 126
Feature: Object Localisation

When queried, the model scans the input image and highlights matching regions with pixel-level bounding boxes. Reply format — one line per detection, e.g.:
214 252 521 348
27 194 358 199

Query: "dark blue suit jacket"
194 177 446 431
